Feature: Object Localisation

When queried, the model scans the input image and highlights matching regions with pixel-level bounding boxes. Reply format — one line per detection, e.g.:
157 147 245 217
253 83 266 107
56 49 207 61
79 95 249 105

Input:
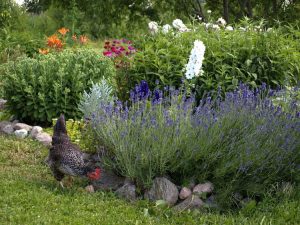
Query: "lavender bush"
91 81 300 207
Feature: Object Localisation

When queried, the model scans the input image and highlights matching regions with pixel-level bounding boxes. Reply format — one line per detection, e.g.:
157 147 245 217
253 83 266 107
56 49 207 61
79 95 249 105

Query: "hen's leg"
51 167 65 188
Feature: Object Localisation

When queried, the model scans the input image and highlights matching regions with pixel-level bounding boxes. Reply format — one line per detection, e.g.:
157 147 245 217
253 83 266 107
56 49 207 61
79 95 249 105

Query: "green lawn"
0 134 299 225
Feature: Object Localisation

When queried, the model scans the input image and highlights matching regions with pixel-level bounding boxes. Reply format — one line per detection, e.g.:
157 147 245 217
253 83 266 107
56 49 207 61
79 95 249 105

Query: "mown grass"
0 134 299 225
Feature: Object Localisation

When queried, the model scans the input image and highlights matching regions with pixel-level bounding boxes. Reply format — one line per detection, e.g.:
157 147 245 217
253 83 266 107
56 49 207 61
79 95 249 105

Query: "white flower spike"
185 40 206 80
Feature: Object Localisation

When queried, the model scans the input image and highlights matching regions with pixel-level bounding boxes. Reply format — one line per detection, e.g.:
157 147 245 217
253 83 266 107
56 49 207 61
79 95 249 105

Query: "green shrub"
128 23 300 97
2 49 116 124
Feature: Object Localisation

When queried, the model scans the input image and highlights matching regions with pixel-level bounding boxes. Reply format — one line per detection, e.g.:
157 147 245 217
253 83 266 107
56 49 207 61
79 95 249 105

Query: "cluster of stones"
0 121 52 146
0 99 52 146
87 167 216 211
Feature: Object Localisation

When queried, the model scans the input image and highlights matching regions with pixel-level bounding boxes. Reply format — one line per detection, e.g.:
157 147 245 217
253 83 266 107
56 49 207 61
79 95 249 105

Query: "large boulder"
13 123 32 132
144 177 179 206
14 129 28 138
173 195 204 211
92 167 125 191
115 183 137 201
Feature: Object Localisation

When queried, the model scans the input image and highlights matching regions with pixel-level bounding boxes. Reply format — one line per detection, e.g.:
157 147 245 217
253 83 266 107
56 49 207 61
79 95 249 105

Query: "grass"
0 134 299 225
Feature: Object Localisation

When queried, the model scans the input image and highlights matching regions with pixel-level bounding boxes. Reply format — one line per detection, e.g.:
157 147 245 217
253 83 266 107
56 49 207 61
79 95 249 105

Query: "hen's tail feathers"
52 114 70 145
54 114 67 135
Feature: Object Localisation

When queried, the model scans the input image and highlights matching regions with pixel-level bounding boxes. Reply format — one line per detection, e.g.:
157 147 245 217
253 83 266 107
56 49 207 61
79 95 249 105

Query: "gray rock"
115 183 137 201
173 195 204 211
35 132 52 146
0 99 7 110
14 129 28 138
144 177 179 206
193 182 214 195
0 121 11 131
13 123 32 132
92 167 125 191
30 126 43 138
179 187 192 200
2 124 14 134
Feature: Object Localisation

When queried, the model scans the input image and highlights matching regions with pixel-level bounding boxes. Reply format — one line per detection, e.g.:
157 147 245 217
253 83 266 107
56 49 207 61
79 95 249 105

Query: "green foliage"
1 134 300 223
128 23 300 97
2 49 116 124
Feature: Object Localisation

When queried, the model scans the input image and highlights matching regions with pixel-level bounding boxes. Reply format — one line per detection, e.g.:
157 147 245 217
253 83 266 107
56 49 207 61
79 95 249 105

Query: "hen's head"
87 167 101 180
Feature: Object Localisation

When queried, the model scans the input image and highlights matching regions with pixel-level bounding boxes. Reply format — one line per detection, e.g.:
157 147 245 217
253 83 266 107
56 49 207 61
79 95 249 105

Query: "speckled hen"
46 114 101 188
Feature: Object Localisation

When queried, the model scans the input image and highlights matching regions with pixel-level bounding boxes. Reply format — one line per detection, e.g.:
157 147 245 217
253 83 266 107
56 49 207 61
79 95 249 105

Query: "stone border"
0 121 52 146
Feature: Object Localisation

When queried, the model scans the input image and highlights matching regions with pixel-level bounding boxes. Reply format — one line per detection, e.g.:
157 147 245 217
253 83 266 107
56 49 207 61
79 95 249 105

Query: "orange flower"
47 35 63 49
79 35 88 44
58 27 69 36
39 48 49 55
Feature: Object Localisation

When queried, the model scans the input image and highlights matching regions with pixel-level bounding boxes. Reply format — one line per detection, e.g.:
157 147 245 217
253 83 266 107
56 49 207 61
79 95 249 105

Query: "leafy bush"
2 49 116 124
91 81 300 207
128 22 300 98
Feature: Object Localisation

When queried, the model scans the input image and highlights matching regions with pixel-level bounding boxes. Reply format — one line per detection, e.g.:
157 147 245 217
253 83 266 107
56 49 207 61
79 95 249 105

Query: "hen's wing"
49 143 88 177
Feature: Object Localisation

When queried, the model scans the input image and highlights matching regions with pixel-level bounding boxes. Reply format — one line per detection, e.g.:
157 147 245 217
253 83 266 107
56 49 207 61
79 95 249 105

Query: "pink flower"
128 46 135 51
103 51 113 57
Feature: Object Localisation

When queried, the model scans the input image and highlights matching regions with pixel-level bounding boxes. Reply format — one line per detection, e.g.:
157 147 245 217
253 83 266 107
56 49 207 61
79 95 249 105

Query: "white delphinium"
172 19 190 32
207 10 212 14
225 25 234 31
148 21 159 34
267 28 273 32
185 40 206 80
217 17 227 26
162 24 172 34
239 27 246 31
